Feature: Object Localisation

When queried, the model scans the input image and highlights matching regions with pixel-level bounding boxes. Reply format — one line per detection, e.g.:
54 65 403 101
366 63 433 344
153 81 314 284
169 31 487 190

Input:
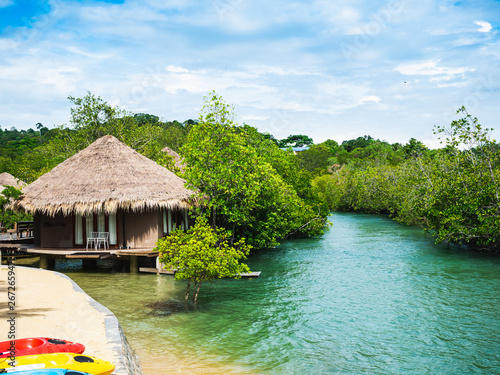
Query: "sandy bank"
0 265 141 375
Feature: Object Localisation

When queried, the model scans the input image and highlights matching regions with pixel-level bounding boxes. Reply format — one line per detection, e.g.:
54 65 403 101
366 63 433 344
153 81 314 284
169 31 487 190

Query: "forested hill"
0 92 425 185
0 111 195 184
0 112 431 185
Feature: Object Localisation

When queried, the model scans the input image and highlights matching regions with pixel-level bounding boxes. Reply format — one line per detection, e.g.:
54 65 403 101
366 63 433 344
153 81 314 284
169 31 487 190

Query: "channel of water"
57 213 500 374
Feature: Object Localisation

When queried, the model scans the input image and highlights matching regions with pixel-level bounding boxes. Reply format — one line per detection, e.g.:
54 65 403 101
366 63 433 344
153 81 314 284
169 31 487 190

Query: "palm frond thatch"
12 135 196 216
0 172 25 188
162 146 185 172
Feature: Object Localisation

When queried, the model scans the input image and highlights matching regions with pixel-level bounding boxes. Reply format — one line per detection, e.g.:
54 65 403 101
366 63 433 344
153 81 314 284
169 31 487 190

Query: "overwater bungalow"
162 146 185 173
0 172 25 189
11 135 196 250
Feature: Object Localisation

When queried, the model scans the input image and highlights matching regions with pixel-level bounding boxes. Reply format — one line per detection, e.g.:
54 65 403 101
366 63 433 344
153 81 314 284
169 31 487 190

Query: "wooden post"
155 256 160 275
39 255 48 269
129 255 138 274
82 259 97 271
39 255 55 270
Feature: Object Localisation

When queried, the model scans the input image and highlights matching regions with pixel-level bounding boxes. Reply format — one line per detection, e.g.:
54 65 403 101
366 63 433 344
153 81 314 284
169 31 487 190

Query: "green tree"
336 138 403 166
296 143 335 175
155 217 251 303
68 92 124 146
23 93 190 178
403 138 427 159
278 134 314 148
237 125 320 205
423 107 500 251
0 186 32 230
181 92 327 248
311 174 340 209
319 107 500 252
341 135 374 152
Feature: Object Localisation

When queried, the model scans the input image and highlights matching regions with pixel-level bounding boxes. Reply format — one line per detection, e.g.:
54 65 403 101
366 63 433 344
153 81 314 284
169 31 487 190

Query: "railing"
6 221 33 239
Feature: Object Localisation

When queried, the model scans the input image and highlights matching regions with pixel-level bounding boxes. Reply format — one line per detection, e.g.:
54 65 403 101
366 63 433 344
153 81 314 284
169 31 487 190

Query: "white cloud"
117 65 280 111
240 65 314 77
65 46 114 59
395 60 474 82
359 95 381 104
0 58 82 95
240 115 270 122
165 65 190 73
0 0 13 8
0 38 19 50
1 0 500 146
453 37 482 47
475 21 492 33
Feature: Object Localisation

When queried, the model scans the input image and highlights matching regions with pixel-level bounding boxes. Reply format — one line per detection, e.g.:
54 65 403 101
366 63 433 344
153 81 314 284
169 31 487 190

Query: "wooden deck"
0 243 158 272
66 252 112 259
0 243 36 258
239 271 261 278
139 267 175 275
139 267 261 278
1 242 261 277
19 246 157 258
115 249 158 257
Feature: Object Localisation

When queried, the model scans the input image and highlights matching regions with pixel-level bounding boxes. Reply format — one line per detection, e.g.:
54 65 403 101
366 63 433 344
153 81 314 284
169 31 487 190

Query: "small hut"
12 135 196 249
0 172 25 189
162 146 185 173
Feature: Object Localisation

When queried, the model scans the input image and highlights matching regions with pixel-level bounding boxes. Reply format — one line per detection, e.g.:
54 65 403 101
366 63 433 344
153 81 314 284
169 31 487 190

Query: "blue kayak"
5 369 91 374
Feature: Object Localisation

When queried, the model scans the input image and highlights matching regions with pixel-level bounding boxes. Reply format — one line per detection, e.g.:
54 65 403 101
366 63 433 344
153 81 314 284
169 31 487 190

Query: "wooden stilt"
129 255 138 274
82 259 97 271
39 255 55 270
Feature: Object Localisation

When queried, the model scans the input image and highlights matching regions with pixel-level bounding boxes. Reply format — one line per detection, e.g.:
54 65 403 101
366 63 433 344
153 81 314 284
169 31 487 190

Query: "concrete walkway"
0 265 141 374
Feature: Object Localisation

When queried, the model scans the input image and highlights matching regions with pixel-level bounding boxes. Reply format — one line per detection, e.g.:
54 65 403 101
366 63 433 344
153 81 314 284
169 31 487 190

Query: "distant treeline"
311 108 500 253
0 103 196 184
1 93 499 252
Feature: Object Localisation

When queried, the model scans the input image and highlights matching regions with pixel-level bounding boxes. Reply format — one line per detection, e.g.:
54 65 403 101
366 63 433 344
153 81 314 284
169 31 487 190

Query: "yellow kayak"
0 352 115 374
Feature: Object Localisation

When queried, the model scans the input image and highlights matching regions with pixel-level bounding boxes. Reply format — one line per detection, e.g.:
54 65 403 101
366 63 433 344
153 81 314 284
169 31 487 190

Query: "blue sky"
0 0 499 146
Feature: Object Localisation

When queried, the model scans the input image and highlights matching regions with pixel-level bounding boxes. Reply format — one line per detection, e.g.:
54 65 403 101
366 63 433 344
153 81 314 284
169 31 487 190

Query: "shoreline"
0 265 141 375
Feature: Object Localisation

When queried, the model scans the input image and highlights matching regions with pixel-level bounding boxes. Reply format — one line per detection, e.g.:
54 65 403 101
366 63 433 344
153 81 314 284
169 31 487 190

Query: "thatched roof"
13 135 196 216
0 172 25 188
162 146 185 172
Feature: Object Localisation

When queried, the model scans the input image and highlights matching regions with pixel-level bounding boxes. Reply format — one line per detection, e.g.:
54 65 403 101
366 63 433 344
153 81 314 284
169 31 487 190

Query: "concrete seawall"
0 265 142 375
58 268 143 375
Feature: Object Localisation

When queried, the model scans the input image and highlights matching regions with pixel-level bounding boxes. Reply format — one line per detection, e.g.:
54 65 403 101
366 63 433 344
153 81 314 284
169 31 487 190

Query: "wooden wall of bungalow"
33 207 194 249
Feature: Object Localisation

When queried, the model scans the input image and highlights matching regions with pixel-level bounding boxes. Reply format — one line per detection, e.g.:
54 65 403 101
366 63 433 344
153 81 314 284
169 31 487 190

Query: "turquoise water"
62 213 500 374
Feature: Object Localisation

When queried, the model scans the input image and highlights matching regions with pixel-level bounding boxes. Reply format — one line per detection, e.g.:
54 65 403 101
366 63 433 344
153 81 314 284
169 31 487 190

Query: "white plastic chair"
86 232 99 250
96 232 109 250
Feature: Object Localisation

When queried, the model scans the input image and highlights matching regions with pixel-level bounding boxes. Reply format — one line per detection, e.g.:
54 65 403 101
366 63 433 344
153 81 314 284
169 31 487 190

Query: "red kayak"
0 337 85 358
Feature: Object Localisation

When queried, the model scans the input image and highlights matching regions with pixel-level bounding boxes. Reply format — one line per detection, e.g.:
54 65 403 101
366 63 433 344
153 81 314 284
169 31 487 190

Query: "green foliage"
0 124 53 182
0 186 32 229
297 143 336 175
402 138 427 159
314 164 400 215
341 135 374 152
64 92 178 161
424 107 500 250
278 134 314 148
336 138 404 166
0 92 193 183
238 125 323 208
182 92 327 248
155 217 251 303
314 108 500 252
311 174 341 209
68 93 123 145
